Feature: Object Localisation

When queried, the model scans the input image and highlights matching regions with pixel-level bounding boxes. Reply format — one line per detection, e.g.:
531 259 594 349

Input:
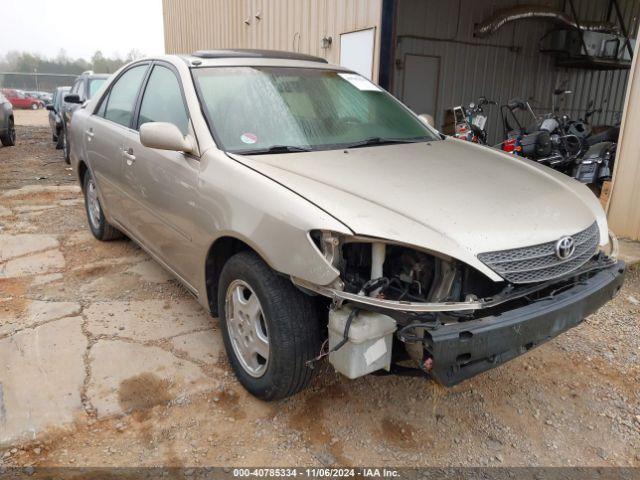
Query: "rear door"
85 63 150 224
120 62 201 288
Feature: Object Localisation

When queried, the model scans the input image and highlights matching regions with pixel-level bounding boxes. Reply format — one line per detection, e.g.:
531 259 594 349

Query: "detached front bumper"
426 260 626 386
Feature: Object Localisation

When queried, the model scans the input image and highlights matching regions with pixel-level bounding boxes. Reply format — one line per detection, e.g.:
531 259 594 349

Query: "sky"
0 0 165 60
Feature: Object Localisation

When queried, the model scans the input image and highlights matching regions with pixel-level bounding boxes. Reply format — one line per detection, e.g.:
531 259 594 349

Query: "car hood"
230 139 606 281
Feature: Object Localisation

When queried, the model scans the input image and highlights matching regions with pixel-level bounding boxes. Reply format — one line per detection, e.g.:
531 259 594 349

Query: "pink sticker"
240 133 257 144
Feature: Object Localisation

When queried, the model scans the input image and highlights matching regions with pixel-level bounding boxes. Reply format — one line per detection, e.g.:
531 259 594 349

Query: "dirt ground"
0 110 639 469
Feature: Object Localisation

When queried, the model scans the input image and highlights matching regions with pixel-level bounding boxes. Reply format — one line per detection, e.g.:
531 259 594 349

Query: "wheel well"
78 160 88 189
205 237 253 315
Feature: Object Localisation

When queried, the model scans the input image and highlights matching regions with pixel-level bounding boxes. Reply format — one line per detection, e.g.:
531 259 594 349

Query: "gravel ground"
0 112 638 468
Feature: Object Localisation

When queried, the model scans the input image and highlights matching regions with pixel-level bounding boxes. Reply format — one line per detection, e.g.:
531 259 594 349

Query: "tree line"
0 49 144 92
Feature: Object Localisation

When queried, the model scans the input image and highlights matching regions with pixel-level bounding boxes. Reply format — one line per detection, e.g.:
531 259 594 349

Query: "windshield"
192 67 439 154
88 78 106 99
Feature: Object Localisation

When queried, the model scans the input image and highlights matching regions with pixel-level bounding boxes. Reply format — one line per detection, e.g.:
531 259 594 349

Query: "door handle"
85 128 94 140
123 147 136 165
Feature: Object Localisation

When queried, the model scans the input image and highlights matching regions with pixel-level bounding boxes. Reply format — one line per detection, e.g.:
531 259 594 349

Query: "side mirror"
418 113 435 128
140 122 194 154
46 104 54 111
64 94 82 104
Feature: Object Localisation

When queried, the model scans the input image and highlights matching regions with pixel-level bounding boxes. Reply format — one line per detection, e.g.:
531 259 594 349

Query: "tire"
82 169 123 241
218 251 321 400
62 128 70 163
31 103 38 110
55 128 63 150
0 118 16 147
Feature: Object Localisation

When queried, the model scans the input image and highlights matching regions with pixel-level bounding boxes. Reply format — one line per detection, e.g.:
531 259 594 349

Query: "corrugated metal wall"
392 0 639 145
162 0 383 78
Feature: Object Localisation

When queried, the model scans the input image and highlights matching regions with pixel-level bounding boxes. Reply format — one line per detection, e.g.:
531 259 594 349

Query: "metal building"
162 0 640 240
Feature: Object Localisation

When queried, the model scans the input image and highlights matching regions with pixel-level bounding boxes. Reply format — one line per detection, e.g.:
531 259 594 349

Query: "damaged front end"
294 229 625 385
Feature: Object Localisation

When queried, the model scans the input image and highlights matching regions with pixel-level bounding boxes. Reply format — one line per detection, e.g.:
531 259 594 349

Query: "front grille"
478 222 599 284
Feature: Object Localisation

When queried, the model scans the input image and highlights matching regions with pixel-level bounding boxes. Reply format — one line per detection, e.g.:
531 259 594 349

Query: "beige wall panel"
162 0 383 80
607 48 640 240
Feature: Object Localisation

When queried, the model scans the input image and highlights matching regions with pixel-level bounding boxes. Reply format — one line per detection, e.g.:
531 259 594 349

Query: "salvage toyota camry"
68 50 625 400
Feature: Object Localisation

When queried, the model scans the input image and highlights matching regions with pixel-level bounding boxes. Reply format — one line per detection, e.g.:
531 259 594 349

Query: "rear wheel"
31 103 38 110
0 118 16 147
83 170 122 241
218 251 321 400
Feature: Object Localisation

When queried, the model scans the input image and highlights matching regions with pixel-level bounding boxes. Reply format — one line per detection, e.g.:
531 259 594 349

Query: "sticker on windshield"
338 73 382 92
240 133 257 144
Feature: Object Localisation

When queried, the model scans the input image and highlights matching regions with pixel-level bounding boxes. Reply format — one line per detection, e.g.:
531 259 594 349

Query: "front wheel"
62 128 70 163
55 128 63 149
218 251 321 400
31 103 38 110
83 170 122 241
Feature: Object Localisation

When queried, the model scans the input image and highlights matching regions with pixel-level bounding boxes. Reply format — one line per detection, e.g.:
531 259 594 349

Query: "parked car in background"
0 91 16 146
68 51 624 401
26 91 53 105
61 71 109 163
46 86 71 149
1 89 44 110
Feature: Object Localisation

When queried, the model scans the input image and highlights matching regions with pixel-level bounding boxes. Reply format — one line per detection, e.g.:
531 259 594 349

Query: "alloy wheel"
225 279 270 377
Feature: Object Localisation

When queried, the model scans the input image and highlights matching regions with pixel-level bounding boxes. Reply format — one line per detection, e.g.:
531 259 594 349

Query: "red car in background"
1 89 44 110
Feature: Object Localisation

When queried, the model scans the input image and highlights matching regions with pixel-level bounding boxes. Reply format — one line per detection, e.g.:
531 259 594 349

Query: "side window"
138 65 189 135
70 81 80 94
103 65 148 128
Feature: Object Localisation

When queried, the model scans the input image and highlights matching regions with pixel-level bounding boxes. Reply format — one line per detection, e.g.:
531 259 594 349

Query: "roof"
190 49 328 64
78 72 111 79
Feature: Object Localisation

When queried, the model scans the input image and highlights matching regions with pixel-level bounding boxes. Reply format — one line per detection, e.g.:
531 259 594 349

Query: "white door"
340 28 376 80
402 54 441 125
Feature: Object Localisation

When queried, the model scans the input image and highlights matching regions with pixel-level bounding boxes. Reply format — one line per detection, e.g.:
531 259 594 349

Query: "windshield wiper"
236 145 312 155
339 136 432 149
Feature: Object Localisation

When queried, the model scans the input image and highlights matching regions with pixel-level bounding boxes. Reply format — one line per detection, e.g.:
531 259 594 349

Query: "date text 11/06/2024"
232 468 400 477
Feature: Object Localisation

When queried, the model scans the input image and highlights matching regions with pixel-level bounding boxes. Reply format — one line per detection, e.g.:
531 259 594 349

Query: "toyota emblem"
555 236 576 260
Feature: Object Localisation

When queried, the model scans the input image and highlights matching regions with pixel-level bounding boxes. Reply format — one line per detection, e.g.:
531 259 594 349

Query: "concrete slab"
618 238 640 267
64 230 95 246
0 300 81 337
125 260 172 284
0 205 11 217
30 272 64 287
57 199 84 207
0 234 59 261
170 328 223 365
0 249 65 279
84 299 213 341
2 185 80 198
0 316 86 446
87 339 214 418
70 256 141 273
12 205 58 213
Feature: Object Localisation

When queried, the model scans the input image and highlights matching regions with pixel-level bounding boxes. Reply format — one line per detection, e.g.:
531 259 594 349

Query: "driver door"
120 63 201 290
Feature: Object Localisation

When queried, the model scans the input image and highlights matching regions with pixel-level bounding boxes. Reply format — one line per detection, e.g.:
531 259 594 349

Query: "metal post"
34 68 39 91
611 0 634 60
567 0 589 58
